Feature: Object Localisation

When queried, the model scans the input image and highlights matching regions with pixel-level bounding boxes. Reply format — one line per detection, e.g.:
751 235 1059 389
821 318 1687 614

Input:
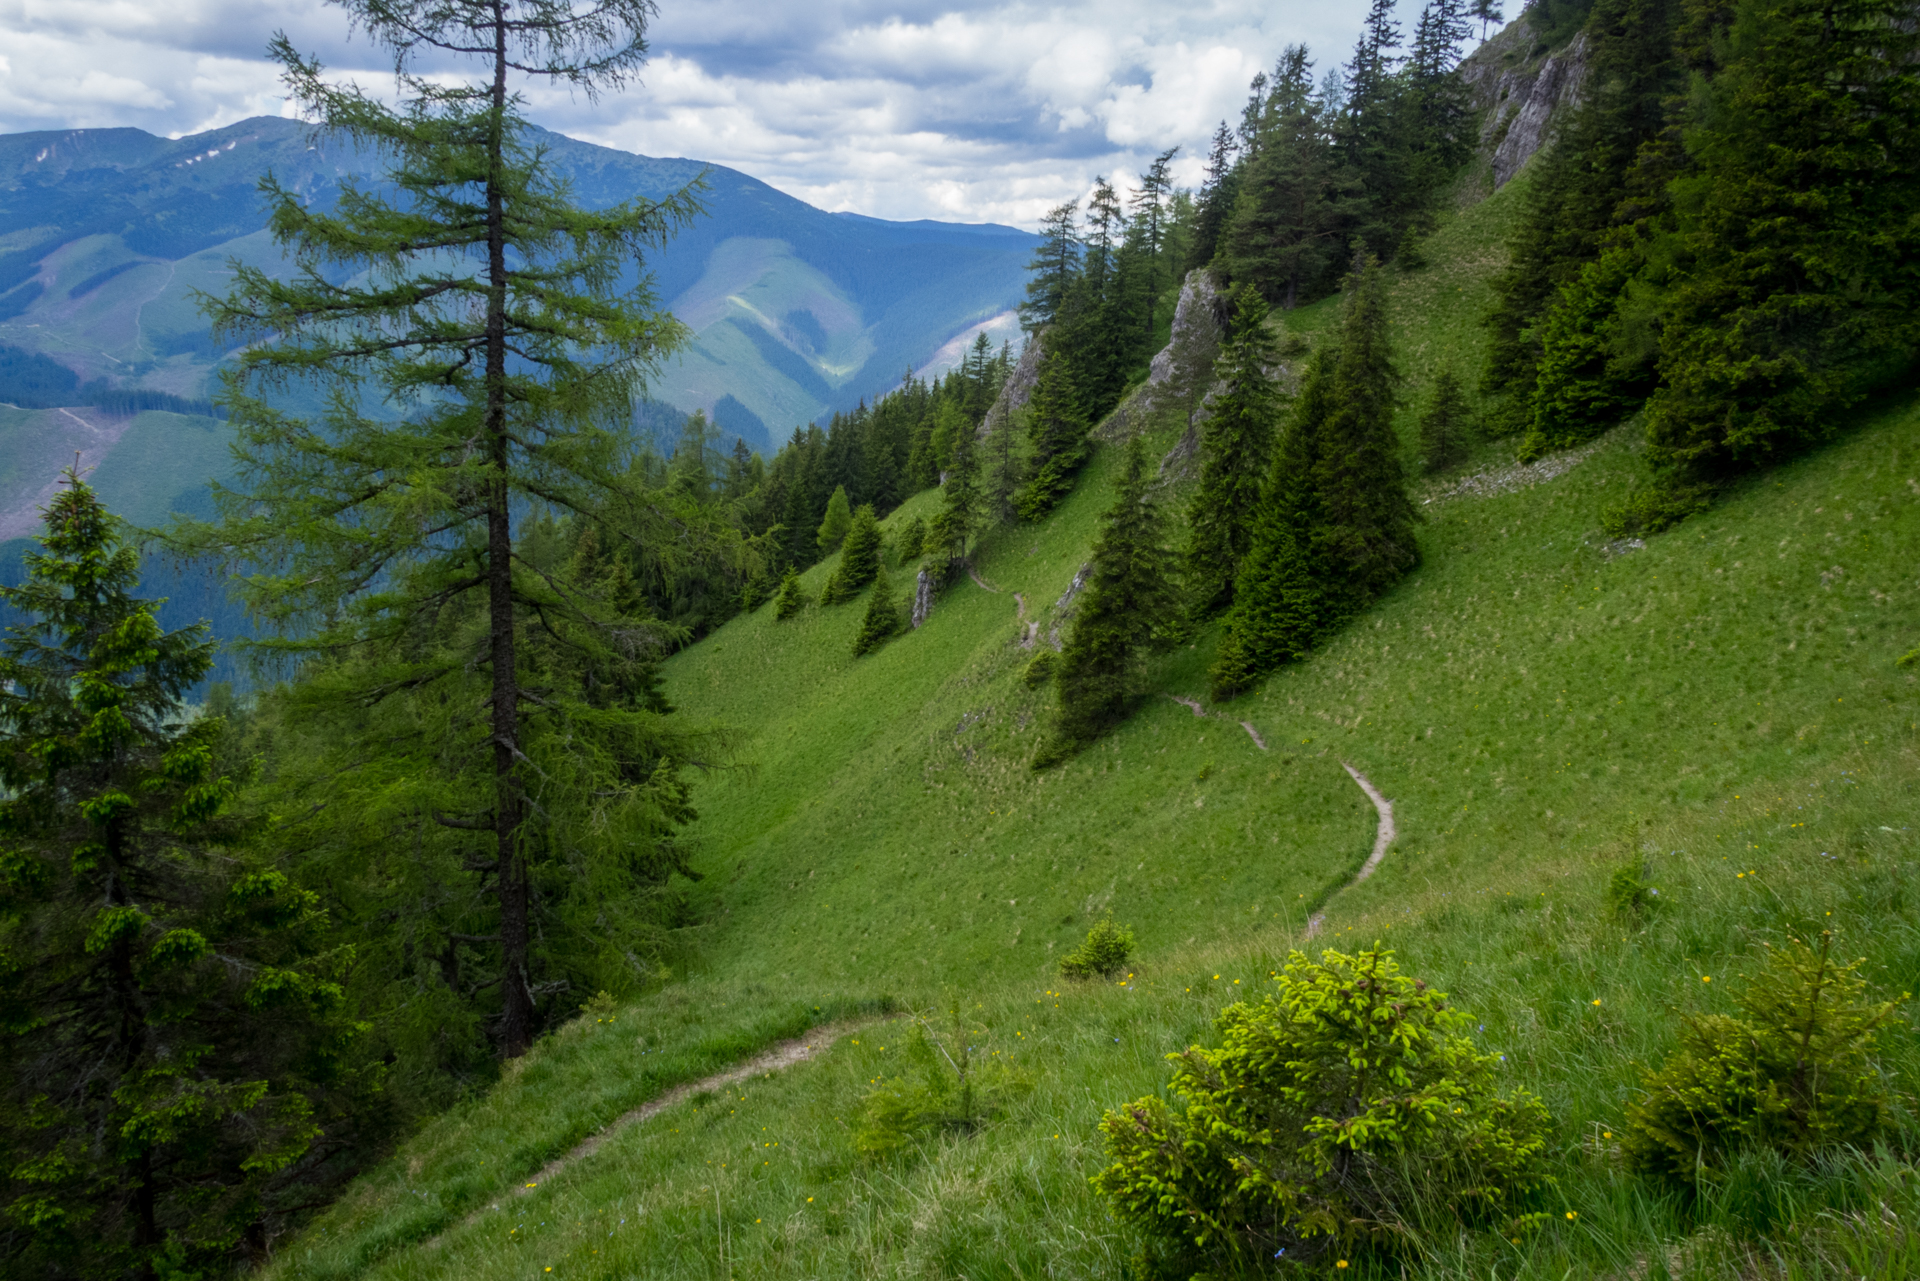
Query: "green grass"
264 171 1920 1280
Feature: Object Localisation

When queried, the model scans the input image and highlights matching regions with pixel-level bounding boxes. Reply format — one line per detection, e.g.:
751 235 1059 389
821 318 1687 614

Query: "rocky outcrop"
978 330 1044 440
1459 19 1590 187
911 567 935 629
1045 561 1092 651
1096 268 1229 454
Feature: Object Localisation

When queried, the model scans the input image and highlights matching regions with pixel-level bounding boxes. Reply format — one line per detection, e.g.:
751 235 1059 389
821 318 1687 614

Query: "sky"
0 0 1452 228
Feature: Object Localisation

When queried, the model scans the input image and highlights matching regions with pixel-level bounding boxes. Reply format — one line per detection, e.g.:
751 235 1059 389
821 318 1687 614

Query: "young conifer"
816 484 854 553
1040 437 1180 763
894 513 926 562
1185 288 1282 620
775 566 804 620
1311 254 1418 622
984 402 1025 524
1211 346 1333 699
930 420 981 563
852 564 901 657
0 474 360 1274
821 504 882 604
1417 368 1476 472
1017 350 1091 520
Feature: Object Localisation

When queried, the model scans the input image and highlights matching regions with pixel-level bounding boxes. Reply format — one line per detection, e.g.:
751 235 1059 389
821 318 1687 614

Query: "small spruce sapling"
1624 933 1902 1185
852 564 901 657
1094 948 1553 1264
1060 917 1134 979
774 566 804 620
1023 649 1058 688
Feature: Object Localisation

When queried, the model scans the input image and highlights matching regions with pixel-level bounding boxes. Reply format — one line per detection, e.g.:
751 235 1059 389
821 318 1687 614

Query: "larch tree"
172 0 705 1058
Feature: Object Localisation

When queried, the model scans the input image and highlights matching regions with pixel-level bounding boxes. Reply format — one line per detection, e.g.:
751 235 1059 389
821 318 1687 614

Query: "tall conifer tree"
173 0 698 1058
1185 290 1283 619
1040 438 1181 762
1017 352 1091 520
1 476 359 1276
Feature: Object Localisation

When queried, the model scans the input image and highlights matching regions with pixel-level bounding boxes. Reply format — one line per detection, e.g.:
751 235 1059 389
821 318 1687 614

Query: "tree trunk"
485 0 533 1059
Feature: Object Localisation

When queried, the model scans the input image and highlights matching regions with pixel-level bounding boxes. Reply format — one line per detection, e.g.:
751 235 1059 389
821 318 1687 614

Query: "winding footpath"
1306 765 1395 938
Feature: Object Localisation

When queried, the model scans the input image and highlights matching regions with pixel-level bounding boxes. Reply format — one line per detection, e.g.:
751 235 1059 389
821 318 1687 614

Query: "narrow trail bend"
1305 764 1395 939
437 1017 889 1243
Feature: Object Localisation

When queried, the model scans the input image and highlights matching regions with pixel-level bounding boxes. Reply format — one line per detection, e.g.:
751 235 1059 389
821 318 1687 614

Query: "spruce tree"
1417 368 1477 472
1311 255 1419 621
1226 48 1340 309
929 417 981 563
775 566 804 620
1186 289 1283 619
983 394 1025 525
852 564 901 657
1211 347 1334 699
1187 122 1241 271
1040 437 1181 762
172 0 699 1058
821 504 882 605
893 514 926 562
1016 350 1090 520
816 484 853 553
1645 0 1920 479
1 475 360 1276
1020 202 1081 333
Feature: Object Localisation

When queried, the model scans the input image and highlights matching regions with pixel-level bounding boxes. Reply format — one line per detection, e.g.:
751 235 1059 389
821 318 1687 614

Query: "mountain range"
0 115 1036 543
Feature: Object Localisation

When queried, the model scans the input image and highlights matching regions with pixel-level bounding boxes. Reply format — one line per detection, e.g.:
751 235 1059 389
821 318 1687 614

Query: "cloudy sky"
0 0 1453 227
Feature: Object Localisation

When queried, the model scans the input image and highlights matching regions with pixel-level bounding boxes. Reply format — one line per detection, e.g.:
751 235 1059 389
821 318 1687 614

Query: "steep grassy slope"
264 174 1920 1280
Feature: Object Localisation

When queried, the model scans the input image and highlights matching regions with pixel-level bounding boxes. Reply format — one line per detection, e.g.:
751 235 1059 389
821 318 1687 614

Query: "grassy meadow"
264 171 1920 1280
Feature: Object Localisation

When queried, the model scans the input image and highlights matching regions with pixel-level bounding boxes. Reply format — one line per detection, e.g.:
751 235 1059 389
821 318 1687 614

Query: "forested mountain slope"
265 166 1920 1281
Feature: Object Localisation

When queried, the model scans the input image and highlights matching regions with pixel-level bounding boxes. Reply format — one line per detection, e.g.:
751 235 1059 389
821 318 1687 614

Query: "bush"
1605 856 1660 923
1600 478 1715 538
1059 916 1133 979
1624 933 1902 1186
821 505 882 605
774 567 803 620
1022 649 1057 688
1093 947 1554 1266
851 565 900 657
854 1005 1030 1160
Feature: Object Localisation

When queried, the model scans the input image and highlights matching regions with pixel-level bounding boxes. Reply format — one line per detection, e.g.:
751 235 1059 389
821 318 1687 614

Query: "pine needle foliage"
892 514 926 563
1039 437 1180 764
0 476 362 1278
821 505 882 605
1094 948 1554 1267
816 485 853 554
851 565 901 658
1184 289 1283 620
774 566 804 620
929 422 981 564
1417 368 1477 473
1625 933 1903 1186
1017 350 1091 521
169 0 703 1058
1058 917 1134 979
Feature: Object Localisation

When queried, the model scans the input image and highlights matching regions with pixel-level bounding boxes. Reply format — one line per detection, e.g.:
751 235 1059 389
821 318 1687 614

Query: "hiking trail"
1305 764 1395 938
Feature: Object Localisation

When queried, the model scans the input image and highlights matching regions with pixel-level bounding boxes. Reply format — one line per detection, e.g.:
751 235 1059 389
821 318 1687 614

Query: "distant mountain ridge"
0 115 1036 464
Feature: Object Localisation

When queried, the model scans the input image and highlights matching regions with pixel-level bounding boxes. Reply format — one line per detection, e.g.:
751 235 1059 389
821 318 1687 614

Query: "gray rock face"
911 567 936 629
1098 268 1228 450
1459 20 1590 187
1045 561 1093 650
978 330 1045 440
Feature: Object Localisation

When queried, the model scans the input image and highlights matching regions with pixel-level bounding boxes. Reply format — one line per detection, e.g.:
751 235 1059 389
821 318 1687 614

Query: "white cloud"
0 0 1461 226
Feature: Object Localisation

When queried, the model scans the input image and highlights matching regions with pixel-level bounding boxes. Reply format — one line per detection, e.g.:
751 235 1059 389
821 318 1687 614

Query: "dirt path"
429 1017 889 1247
1166 695 1270 752
1305 764 1395 938
967 565 1001 593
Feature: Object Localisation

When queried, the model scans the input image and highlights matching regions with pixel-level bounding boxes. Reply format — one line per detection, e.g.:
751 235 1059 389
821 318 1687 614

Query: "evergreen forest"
3 0 1920 1276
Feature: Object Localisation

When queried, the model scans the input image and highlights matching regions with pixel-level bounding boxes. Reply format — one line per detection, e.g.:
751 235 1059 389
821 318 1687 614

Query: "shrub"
1093 947 1553 1266
855 1005 1030 1160
821 504 882 605
774 567 803 620
1022 649 1057 688
851 565 900 657
1059 916 1133 979
1605 856 1660 923
1600 478 1715 538
1624 933 1902 1187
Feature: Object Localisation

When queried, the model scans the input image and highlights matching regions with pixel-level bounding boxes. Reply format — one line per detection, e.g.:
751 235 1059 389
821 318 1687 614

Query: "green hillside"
262 174 1920 1281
